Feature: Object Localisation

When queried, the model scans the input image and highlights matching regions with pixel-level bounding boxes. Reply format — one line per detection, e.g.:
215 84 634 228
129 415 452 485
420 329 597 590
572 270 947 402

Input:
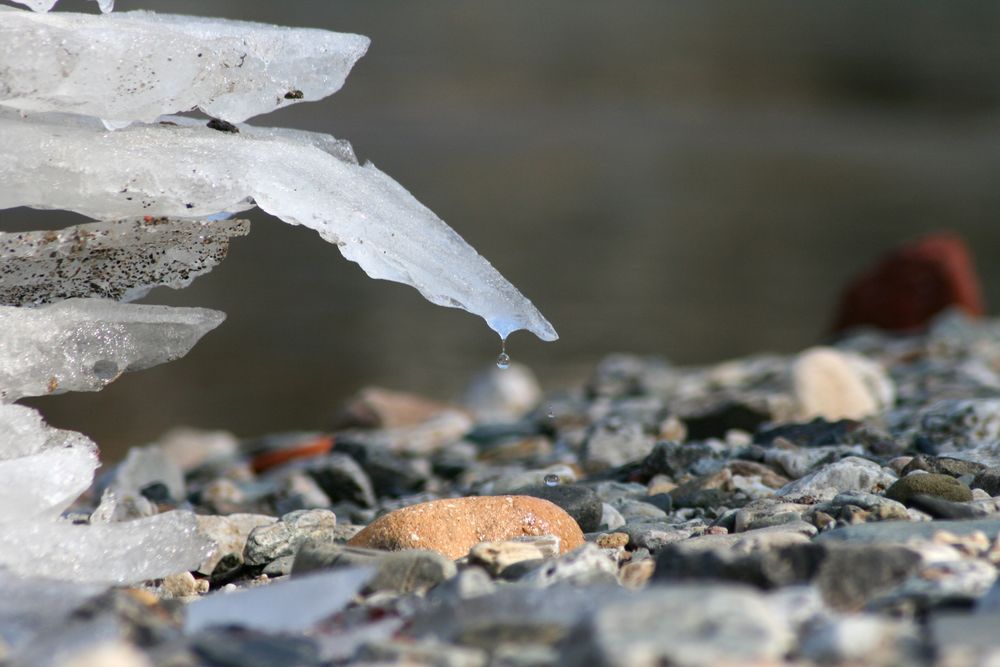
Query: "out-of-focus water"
5 1 1000 459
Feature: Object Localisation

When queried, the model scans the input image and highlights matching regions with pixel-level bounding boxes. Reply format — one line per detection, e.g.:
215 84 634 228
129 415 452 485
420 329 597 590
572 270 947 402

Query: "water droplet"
496 338 510 369
547 406 555 419
543 473 560 487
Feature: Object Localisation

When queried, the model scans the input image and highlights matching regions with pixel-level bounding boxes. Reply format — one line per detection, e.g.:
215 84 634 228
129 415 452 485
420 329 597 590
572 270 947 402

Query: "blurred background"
3 1 1000 459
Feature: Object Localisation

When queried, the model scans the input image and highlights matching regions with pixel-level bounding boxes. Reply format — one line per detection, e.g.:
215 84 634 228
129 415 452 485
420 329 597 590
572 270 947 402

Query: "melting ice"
0 7 369 124
0 110 558 342
0 298 225 402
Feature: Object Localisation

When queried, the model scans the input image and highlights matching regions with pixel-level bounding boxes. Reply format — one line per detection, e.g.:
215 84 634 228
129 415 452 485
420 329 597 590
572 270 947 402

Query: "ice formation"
7 0 112 13
0 404 98 521
0 298 225 402
0 511 214 584
185 567 376 634
0 110 558 341
0 7 369 124
0 217 249 305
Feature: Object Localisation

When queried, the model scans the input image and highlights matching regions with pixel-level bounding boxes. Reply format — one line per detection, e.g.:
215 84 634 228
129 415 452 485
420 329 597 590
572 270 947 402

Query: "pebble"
516 543 618 587
195 513 277 575
243 509 337 567
831 232 984 332
775 456 896 501
560 584 794 667
885 472 974 505
462 362 543 423
581 421 655 472
468 536 560 576
346 496 585 560
972 466 1000 496
792 346 893 420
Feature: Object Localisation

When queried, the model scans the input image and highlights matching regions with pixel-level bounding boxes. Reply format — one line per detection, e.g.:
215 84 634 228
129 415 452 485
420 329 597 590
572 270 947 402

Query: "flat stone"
347 496 585 560
356 638 488 667
469 536 559 576
507 484 603 533
816 518 1000 544
292 543 456 594
885 473 974 505
559 584 793 667
776 456 896 501
656 541 921 611
668 521 816 556
516 543 618 587
331 386 458 430
190 627 322 667
243 509 337 567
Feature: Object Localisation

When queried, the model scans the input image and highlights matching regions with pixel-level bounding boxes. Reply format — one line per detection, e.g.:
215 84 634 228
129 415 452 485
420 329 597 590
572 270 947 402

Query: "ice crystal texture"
0 511 214 584
0 110 558 341
0 297 225 402
185 567 376 634
0 7 369 124
0 217 249 306
0 404 98 521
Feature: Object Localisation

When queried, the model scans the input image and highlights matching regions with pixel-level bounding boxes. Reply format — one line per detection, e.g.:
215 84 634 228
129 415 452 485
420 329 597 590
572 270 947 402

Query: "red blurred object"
832 232 984 334
250 435 334 474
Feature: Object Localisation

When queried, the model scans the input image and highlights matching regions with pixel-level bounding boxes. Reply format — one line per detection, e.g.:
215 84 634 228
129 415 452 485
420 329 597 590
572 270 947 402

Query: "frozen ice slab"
0 404 98 521
0 511 214 584
0 217 249 306
0 6 369 123
0 575 108 657
185 567 375 634
0 297 225 402
0 111 558 341
6 0 112 13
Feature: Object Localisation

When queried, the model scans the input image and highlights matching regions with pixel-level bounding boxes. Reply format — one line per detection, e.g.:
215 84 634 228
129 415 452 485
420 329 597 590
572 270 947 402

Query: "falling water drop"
543 473 560 487
496 338 510 369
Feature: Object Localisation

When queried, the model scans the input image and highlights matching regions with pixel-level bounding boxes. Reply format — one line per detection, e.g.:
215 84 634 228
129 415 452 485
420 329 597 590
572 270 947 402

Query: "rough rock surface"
347 496 585 559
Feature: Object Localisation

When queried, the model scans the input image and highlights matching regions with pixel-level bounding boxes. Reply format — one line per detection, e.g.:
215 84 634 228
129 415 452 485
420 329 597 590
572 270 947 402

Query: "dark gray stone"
655 541 921 611
972 466 1000 496
305 453 376 507
191 628 321 667
508 484 603 533
908 494 990 520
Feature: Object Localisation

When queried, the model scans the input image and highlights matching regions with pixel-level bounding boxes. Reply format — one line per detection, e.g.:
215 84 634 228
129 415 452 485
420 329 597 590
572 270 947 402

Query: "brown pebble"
596 532 629 549
347 496 585 560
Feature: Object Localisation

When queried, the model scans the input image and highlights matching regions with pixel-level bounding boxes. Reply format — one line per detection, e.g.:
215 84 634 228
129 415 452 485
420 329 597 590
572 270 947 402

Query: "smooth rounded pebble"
885 473 973 505
347 496 585 559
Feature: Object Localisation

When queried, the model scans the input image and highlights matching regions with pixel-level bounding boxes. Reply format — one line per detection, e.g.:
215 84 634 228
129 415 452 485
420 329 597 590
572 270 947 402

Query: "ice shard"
0 297 226 402
0 111 558 341
0 511 215 584
0 7 369 124
0 217 249 306
7 0 112 13
0 404 98 522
